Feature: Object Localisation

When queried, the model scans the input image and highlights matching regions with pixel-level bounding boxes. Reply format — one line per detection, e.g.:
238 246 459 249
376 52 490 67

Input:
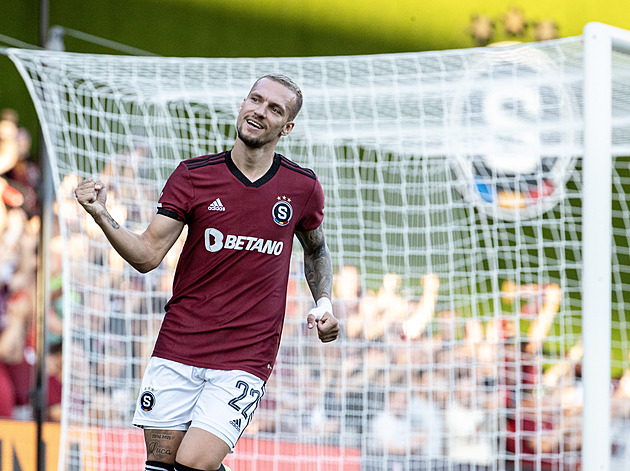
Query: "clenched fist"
74 178 108 217
307 297 340 343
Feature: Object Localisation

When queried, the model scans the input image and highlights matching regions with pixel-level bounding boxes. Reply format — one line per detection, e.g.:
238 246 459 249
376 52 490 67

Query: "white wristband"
311 297 333 321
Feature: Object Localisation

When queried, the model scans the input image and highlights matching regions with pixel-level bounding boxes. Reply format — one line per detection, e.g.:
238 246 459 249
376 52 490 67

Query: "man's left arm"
295 225 339 342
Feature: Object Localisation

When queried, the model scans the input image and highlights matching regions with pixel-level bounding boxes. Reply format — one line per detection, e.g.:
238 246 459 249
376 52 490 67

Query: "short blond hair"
251 74 303 121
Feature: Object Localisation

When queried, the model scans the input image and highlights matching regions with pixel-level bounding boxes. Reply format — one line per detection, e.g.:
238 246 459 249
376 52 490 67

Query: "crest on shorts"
140 390 156 411
273 196 293 226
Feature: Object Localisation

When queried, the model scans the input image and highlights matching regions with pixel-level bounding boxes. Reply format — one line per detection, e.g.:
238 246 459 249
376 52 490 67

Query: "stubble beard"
237 123 269 149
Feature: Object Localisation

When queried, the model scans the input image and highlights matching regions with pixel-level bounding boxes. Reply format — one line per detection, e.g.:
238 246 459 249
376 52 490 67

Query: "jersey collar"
225 150 281 188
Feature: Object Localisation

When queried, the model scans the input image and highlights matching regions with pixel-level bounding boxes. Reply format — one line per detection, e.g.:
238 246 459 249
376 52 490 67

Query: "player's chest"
188 183 302 236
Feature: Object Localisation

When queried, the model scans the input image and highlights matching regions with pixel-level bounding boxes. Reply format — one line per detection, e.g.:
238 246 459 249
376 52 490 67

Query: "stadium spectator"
339 272 441 447
498 281 568 470
611 356 630 467
444 374 494 470
345 272 439 344
0 109 34 216
332 264 361 322
366 375 442 471
401 273 440 341
74 74 339 471
46 235 65 346
0 109 20 176
0 291 31 418
46 341 63 422
344 272 402 342
0 205 38 419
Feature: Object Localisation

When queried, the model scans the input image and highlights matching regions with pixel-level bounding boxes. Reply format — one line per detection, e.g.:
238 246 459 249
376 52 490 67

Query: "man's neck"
231 140 276 182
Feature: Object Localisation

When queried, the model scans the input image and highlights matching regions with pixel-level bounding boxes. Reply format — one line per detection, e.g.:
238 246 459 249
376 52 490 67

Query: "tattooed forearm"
296 226 333 300
104 212 120 229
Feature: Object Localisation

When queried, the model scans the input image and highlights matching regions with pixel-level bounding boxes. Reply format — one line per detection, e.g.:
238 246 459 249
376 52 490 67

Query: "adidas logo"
208 198 226 211
229 419 241 431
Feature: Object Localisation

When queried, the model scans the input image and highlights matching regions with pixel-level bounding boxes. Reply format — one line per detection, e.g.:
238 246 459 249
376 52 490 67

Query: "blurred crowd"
0 107 63 422
2 105 630 471
257 269 595 471
258 266 630 470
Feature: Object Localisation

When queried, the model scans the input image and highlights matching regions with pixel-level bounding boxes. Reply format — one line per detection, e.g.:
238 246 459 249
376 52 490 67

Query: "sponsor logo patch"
208 198 226 211
204 228 284 255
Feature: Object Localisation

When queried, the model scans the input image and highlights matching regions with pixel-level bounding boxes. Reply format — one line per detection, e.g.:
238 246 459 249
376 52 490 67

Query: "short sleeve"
157 162 193 222
296 176 324 232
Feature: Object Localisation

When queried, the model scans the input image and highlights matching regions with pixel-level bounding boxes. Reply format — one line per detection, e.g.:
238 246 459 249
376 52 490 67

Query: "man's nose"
253 103 266 116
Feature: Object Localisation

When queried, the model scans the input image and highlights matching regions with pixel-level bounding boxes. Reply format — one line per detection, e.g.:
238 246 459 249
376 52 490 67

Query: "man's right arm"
75 178 185 273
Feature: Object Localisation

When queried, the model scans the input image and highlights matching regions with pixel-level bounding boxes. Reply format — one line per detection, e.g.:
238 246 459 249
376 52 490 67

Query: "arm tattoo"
104 212 120 229
296 226 333 300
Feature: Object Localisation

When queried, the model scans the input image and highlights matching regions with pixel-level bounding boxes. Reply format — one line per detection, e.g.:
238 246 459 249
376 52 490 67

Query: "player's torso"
154 151 320 377
181 151 314 263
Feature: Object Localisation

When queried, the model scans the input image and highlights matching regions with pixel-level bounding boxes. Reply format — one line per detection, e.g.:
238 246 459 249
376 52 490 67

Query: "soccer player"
75 74 339 471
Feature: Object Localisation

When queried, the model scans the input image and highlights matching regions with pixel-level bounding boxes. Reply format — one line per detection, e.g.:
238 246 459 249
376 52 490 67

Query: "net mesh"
6 35 630 470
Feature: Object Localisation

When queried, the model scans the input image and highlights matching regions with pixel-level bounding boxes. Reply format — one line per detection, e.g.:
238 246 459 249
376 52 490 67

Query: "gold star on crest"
535 20 558 41
469 14 494 46
504 7 527 37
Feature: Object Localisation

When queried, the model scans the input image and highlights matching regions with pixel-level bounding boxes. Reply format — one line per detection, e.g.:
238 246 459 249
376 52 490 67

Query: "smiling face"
236 77 298 149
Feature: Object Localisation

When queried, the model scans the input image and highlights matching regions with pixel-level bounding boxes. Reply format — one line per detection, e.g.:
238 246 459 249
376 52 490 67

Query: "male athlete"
75 74 339 471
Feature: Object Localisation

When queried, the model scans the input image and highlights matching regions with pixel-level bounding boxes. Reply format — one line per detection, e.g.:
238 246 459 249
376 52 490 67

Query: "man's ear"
280 121 295 136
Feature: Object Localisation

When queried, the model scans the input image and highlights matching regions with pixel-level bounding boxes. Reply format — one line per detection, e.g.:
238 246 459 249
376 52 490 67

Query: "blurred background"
2 2 630 470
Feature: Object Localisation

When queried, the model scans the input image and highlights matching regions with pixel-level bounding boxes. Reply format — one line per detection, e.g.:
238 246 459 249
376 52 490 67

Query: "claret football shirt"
152 150 324 381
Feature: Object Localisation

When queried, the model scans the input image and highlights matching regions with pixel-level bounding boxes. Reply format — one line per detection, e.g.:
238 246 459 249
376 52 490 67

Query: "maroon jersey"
152 151 324 381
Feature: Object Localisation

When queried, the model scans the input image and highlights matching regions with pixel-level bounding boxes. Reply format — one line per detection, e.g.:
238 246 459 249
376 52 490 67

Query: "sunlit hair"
251 74 303 121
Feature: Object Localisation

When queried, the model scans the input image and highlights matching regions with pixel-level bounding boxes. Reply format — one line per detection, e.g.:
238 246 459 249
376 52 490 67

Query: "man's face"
236 78 297 149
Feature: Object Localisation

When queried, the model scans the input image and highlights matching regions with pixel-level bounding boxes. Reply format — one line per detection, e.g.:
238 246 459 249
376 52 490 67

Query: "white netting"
6 33 630 470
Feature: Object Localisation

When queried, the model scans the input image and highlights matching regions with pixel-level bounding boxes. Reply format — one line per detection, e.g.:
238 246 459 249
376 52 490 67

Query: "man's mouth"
246 119 263 129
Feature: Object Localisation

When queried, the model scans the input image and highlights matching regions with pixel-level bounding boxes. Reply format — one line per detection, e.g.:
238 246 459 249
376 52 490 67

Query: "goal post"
4 24 630 471
582 21 630 471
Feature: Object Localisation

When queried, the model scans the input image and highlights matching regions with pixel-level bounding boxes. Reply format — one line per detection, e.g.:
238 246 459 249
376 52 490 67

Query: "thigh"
144 429 186 464
191 369 266 450
175 426 231 470
133 357 205 429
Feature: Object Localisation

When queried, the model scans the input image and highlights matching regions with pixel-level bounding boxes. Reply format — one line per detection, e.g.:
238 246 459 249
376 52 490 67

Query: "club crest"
273 196 293 226
139 390 156 411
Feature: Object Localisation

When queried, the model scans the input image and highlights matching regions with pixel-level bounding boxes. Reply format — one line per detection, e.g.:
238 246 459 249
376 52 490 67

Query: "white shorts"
132 357 266 449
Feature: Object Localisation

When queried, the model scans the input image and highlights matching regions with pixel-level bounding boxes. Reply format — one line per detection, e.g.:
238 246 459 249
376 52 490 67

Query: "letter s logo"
205 228 224 252
140 391 155 411
272 201 293 226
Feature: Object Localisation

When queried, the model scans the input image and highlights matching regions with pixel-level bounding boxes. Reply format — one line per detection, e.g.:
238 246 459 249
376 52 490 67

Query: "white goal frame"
582 21 630 471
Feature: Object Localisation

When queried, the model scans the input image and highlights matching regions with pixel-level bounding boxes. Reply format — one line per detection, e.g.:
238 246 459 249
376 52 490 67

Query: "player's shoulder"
182 151 228 171
277 154 317 180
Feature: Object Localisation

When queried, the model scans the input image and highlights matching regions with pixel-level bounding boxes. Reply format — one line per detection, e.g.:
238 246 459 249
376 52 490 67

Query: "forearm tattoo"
104 212 120 229
297 226 333 300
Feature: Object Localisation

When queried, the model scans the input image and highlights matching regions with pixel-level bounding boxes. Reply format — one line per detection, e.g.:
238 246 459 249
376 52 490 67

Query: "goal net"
6 26 630 470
